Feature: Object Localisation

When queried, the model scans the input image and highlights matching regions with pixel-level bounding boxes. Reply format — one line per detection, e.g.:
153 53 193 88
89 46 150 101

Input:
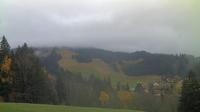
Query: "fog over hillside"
0 0 200 56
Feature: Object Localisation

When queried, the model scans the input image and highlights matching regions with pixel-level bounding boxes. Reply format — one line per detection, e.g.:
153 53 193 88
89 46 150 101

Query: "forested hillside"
1 36 200 112
0 36 115 107
34 47 196 88
74 48 195 75
38 47 195 77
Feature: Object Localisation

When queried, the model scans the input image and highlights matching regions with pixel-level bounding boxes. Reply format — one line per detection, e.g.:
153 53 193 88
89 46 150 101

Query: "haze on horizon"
0 0 200 56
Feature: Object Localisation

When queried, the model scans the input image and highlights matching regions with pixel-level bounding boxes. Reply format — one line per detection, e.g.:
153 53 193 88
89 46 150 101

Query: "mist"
0 0 199 56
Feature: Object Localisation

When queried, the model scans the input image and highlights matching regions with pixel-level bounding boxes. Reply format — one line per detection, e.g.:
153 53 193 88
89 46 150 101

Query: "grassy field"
0 103 143 112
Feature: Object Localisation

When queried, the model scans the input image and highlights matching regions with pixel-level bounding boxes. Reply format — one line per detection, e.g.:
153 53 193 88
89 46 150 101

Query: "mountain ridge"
36 47 195 76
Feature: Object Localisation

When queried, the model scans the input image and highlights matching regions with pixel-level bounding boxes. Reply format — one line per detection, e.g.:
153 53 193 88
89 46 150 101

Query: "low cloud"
0 0 199 56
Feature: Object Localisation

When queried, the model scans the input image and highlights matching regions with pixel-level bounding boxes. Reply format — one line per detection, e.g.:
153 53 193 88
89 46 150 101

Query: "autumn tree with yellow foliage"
0 36 12 101
117 90 133 108
99 91 110 106
0 56 12 83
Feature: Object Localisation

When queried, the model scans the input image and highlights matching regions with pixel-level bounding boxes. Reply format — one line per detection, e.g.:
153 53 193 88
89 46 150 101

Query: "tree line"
0 36 131 108
73 48 191 76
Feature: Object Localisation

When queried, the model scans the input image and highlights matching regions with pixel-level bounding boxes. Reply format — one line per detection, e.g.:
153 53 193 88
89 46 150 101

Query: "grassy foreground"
0 103 143 112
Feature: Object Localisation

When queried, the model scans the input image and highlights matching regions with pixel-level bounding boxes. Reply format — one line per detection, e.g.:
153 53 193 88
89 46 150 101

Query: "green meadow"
0 103 142 112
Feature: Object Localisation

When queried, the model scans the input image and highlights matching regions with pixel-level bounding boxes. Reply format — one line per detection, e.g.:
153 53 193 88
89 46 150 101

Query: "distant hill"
71 48 195 76
35 47 196 86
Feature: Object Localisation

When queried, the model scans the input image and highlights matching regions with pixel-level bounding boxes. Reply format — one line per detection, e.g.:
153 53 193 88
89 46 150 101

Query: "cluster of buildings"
132 75 181 96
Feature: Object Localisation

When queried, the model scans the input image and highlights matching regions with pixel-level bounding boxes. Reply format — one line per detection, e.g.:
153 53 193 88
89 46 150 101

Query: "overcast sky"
0 0 200 56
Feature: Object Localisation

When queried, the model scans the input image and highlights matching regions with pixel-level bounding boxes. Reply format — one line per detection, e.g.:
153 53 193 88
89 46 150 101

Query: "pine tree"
0 36 12 101
125 83 130 91
0 35 10 64
56 72 69 105
116 82 121 91
12 43 56 103
178 71 200 112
